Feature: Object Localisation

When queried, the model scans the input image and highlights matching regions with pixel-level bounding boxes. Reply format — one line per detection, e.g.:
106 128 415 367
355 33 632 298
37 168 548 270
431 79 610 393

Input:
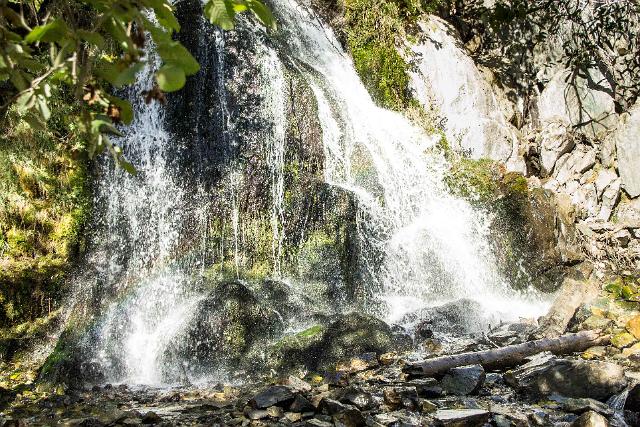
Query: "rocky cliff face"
395 1 640 277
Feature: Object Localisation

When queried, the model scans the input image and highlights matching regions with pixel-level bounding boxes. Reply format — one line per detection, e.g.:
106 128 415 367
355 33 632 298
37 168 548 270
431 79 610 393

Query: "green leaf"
108 96 134 125
77 30 105 48
247 0 276 30
36 95 51 121
204 0 237 30
149 0 181 32
156 42 200 75
91 115 123 136
25 19 69 43
15 90 35 112
98 61 144 87
118 158 137 175
156 64 186 92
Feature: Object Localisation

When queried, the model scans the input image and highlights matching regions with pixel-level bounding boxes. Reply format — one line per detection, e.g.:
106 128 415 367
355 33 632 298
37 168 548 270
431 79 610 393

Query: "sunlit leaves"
0 0 276 175
25 19 69 43
204 0 276 30
156 64 186 92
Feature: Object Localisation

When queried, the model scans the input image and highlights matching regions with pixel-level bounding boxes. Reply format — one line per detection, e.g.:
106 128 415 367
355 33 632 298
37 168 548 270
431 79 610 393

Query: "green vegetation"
0 0 274 172
0 93 89 327
605 276 640 303
343 0 421 110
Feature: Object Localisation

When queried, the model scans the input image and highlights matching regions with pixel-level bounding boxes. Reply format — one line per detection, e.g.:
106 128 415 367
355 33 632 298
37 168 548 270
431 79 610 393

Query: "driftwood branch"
405 330 609 377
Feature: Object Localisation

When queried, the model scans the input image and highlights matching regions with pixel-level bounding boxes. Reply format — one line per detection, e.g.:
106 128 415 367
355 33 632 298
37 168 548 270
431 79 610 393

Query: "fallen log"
405 330 609 377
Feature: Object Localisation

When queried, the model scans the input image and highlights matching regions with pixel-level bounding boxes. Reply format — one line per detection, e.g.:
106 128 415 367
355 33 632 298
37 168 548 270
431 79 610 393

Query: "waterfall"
80 38 212 385
74 0 549 386
270 0 548 323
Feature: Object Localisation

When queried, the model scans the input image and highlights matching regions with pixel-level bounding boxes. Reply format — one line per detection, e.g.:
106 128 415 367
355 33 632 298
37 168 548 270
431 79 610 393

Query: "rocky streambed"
3 304 640 426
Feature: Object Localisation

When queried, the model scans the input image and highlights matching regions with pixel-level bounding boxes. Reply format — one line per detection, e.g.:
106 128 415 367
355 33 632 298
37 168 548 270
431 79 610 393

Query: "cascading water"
75 0 550 385
270 0 548 323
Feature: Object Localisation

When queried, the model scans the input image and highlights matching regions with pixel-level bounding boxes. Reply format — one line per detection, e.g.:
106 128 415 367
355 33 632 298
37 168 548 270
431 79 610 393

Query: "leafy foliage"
0 0 275 172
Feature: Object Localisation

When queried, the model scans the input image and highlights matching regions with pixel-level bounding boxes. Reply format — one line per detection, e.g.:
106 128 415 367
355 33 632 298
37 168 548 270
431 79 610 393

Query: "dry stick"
406 330 610 377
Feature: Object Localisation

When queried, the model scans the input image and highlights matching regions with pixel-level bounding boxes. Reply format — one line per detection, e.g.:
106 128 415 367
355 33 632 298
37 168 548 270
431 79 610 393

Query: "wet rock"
505 355 627 400
624 383 640 412
432 409 490 426
249 385 294 409
165 281 284 377
406 299 490 336
441 364 485 396
570 411 609 427
266 312 411 373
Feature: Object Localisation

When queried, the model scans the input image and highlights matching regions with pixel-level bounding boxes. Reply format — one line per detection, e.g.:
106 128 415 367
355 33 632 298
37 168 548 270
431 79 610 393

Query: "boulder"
406 299 490 336
504 355 626 400
250 386 295 409
613 104 640 198
440 365 485 396
538 68 617 139
163 280 284 378
264 312 411 374
570 411 609 427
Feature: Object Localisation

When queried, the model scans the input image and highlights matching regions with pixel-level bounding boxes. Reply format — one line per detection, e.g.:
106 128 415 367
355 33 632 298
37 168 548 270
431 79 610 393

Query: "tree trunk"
405 330 609 377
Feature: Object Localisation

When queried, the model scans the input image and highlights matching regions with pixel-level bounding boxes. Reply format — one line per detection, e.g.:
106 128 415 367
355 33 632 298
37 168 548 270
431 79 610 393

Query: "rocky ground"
2 286 640 427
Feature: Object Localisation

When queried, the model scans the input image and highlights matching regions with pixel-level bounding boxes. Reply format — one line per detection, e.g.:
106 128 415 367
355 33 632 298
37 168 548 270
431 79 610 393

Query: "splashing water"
271 0 549 324
77 0 550 385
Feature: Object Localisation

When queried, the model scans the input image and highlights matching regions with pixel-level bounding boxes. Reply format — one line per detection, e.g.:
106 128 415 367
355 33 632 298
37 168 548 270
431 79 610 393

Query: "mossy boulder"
262 312 411 374
445 157 581 292
162 280 285 379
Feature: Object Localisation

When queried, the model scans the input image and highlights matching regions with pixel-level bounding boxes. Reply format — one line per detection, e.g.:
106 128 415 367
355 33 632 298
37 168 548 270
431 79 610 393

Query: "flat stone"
433 409 490 426
250 385 294 409
441 364 485 396
504 356 627 400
